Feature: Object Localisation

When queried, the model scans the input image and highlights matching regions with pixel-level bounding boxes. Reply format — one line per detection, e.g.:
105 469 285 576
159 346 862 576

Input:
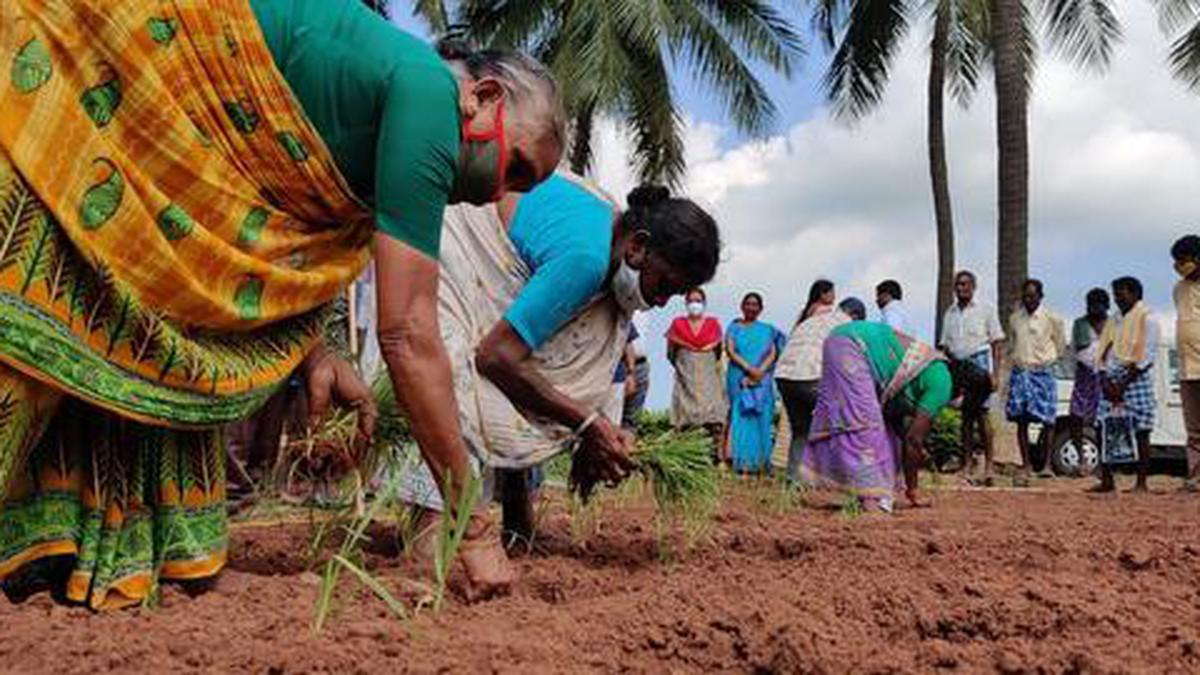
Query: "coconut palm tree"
411 1 804 185
818 0 1119 332
1154 0 1200 90
817 0 986 343
990 0 1119 321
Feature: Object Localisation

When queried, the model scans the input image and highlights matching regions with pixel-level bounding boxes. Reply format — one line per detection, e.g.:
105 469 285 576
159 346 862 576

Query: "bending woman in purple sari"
800 321 952 512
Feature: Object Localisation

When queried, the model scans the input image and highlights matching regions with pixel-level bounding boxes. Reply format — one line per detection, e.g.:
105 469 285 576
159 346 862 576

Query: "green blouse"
249 0 460 258
831 321 952 416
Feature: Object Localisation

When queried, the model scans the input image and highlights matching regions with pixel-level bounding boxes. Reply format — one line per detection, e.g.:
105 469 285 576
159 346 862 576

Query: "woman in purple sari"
800 321 953 512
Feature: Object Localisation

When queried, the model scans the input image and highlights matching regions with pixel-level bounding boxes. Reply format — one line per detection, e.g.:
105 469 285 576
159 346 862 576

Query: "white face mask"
686 301 705 317
612 257 651 313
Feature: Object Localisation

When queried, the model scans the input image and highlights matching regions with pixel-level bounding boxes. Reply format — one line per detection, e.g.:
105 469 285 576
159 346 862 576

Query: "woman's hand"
575 416 636 485
1103 378 1124 404
302 345 378 447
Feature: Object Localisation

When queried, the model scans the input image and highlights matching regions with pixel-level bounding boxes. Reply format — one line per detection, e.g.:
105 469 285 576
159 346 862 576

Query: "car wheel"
1050 426 1100 477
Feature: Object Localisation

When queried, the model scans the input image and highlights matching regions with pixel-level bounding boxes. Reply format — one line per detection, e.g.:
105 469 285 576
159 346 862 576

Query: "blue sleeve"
503 177 614 349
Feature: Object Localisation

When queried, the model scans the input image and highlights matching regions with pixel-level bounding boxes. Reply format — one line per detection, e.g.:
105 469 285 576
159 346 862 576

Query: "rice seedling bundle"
571 429 719 527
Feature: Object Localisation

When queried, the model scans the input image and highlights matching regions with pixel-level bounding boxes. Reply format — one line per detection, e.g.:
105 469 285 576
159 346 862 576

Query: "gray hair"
437 40 567 154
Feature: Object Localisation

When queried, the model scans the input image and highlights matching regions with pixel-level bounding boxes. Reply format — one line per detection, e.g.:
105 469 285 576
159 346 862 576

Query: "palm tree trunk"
568 104 597 176
991 0 1029 332
928 1 955 345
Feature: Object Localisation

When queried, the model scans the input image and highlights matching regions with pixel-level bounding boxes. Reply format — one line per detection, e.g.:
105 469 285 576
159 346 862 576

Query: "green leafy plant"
926 408 964 473
429 472 481 612
312 462 411 632
756 477 808 515
635 430 720 525
839 491 864 519
570 429 720 554
280 371 411 508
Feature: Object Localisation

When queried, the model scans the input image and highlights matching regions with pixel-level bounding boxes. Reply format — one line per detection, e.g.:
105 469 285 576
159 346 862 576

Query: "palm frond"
668 0 782 134
1040 0 1122 71
1153 0 1200 33
410 0 448 33
693 0 805 74
943 0 989 107
457 0 558 49
1167 20 1200 90
822 0 911 120
811 0 847 51
624 35 686 184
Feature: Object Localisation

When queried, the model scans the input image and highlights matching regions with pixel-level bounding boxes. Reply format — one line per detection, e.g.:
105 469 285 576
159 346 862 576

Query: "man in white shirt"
939 270 1006 484
875 279 914 336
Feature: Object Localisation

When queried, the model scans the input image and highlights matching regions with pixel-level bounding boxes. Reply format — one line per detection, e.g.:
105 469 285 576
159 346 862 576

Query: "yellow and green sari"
0 0 372 609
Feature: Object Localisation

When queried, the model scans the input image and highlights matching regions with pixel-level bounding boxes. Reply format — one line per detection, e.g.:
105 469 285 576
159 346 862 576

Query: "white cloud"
586 0 1200 408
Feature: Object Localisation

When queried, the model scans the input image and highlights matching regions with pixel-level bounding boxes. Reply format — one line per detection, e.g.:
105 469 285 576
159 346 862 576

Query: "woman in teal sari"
725 293 785 474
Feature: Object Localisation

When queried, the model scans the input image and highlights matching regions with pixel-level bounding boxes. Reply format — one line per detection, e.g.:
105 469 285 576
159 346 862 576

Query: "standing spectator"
620 315 650 429
666 288 727 445
1005 279 1066 486
1172 235 1200 492
876 280 915 335
725 293 785 476
776 280 850 480
1093 277 1160 493
940 270 1006 485
1068 289 1111 455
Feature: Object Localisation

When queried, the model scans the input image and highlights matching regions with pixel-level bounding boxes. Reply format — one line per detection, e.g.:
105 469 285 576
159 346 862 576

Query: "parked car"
1036 341 1187 477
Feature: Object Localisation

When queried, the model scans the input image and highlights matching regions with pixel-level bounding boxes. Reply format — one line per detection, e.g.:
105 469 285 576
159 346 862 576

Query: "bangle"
573 411 602 439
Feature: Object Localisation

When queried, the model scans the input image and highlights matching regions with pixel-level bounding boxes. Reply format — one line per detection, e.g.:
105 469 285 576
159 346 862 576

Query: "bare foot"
1086 482 1116 494
459 515 515 602
905 490 932 509
1129 482 1149 494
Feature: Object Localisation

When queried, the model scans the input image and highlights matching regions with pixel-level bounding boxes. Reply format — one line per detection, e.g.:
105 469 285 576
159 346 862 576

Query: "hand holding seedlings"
302 344 378 458
569 416 636 499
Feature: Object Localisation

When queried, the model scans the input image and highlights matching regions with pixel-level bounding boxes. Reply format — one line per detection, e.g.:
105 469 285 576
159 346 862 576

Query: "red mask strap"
462 99 509 201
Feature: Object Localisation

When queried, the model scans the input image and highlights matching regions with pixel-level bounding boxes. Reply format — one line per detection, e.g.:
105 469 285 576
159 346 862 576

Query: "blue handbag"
739 385 762 414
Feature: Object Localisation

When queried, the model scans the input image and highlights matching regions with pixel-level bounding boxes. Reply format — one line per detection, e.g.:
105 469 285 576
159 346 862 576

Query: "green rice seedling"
428 472 481 613
329 554 409 621
569 429 719 549
755 477 809 516
312 460 409 632
635 430 721 529
542 451 572 489
282 371 412 509
839 491 864 519
567 492 602 546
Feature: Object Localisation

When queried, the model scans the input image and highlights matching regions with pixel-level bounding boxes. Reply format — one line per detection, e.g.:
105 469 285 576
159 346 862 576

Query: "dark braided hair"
620 185 721 289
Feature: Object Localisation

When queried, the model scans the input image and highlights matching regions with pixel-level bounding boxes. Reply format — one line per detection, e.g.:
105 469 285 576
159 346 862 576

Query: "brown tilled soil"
3 477 1200 674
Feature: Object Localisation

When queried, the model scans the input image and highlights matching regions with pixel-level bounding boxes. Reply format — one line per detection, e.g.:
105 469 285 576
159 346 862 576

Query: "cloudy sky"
396 0 1200 409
